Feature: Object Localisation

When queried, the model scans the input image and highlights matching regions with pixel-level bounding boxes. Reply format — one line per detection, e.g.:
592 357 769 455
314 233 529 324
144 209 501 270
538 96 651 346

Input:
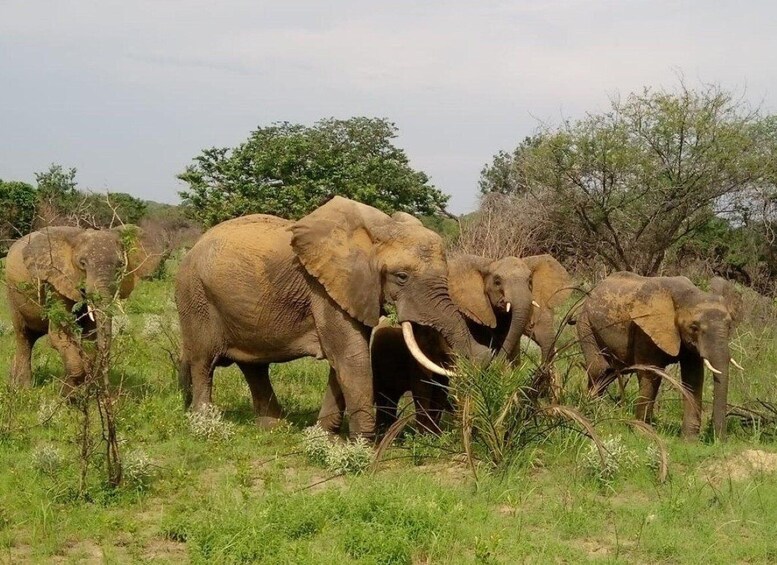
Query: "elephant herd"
5 197 743 441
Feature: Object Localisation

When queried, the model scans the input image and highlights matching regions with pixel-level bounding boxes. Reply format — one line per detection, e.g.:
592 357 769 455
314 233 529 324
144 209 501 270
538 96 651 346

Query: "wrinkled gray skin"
370 253 571 432
6 226 151 394
576 272 741 439
175 197 481 439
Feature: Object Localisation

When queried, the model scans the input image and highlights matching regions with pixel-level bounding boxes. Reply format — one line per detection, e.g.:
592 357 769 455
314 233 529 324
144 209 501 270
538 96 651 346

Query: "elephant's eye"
493 276 502 287
78 257 88 269
394 271 409 285
689 322 700 333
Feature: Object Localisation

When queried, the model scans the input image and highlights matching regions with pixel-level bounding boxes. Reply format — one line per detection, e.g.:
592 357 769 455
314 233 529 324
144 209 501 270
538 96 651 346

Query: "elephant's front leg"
679 355 704 438
48 324 87 398
318 368 346 434
236 362 282 429
531 308 561 400
634 368 661 423
324 336 375 439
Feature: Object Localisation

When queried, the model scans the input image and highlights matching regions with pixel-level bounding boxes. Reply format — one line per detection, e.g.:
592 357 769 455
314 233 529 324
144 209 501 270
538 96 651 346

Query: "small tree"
0 180 37 256
480 82 777 275
179 117 450 226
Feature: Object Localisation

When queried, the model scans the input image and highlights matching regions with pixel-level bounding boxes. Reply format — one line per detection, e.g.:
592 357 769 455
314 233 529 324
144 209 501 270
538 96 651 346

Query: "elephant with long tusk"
175 197 480 439
577 273 743 440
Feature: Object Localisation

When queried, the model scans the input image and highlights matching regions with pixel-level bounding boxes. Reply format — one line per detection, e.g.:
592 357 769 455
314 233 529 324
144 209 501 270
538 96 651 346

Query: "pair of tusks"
703 357 744 374
401 322 456 378
505 300 541 313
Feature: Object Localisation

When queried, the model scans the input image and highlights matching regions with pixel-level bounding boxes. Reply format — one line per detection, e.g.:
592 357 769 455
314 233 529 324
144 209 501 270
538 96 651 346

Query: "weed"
581 435 639 483
122 449 155 490
186 404 235 442
31 444 65 477
302 424 373 474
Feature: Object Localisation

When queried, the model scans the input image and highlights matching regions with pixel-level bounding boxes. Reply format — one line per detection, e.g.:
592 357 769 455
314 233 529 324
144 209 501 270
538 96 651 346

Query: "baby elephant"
577 272 741 439
370 319 451 434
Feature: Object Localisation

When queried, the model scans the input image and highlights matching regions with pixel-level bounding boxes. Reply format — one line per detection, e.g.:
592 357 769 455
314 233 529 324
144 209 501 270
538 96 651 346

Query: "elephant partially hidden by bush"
6 225 157 393
370 253 572 432
576 272 742 439
174 197 482 439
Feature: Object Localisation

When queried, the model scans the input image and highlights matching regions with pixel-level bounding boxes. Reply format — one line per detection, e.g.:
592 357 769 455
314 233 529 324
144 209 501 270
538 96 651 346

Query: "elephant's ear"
524 254 572 310
448 256 497 328
629 287 681 356
290 197 387 326
21 228 82 302
710 277 743 326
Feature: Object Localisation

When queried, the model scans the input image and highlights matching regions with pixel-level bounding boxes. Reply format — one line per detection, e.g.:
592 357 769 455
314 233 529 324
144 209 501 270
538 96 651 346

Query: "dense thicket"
178 117 450 226
475 83 777 289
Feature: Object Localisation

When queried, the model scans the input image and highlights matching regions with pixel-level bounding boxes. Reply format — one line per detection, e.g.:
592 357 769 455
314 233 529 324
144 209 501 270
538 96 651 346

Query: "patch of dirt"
144 538 189 563
703 449 777 483
51 540 104 564
569 538 612 558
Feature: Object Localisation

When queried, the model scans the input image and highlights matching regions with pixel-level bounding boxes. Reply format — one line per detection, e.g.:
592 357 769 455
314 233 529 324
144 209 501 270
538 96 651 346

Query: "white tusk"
731 358 744 371
87 304 95 322
703 358 722 375
532 300 540 308
505 302 511 313
401 322 455 378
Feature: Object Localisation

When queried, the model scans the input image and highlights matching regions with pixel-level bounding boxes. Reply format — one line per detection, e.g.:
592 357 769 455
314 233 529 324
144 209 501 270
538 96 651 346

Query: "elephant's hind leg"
10 323 40 389
576 313 612 396
237 362 282 429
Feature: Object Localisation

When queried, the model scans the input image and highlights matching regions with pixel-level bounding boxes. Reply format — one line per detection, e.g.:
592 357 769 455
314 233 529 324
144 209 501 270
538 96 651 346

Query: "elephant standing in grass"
370 253 571 432
174 197 480 439
6 225 154 393
576 273 742 439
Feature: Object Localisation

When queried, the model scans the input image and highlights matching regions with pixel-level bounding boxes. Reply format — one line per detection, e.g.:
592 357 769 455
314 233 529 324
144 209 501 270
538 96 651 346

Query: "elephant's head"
629 276 742 437
22 225 152 349
448 254 571 359
290 197 474 373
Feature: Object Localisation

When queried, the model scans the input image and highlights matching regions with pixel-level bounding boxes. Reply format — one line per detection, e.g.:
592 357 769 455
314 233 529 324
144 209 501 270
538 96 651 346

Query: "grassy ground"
1 271 777 564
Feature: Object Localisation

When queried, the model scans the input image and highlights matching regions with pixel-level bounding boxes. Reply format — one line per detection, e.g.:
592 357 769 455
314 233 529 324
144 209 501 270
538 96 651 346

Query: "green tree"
481 83 777 275
179 117 450 226
0 180 37 255
83 192 148 227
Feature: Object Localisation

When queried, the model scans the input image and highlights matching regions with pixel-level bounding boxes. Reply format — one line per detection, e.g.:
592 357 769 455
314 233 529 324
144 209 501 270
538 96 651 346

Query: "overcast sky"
1 1 775 214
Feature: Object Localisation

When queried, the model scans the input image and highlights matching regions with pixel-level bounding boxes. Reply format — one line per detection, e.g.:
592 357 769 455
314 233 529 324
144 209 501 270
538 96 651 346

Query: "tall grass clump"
449 356 605 475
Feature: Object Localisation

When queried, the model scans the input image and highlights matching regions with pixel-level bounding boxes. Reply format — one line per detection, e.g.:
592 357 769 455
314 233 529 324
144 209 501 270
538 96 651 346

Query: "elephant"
6 225 156 392
576 272 742 439
370 253 572 432
174 196 482 439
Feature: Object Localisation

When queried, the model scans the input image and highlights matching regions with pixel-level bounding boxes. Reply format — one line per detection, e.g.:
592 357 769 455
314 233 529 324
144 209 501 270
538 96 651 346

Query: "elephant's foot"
256 416 283 430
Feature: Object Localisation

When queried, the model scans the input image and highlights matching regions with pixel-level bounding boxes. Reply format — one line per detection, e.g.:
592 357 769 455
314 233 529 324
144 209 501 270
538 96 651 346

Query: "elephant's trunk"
706 348 730 440
398 277 474 359
499 286 534 362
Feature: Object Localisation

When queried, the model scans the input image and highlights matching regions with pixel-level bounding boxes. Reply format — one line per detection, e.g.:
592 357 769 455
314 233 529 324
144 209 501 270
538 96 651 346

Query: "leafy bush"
450 357 602 473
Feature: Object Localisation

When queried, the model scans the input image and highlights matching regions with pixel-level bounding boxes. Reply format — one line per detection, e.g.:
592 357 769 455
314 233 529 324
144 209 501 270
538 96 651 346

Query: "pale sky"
1 1 775 214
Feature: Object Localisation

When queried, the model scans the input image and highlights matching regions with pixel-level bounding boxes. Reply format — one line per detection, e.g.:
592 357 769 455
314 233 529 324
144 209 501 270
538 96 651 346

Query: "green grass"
2 276 777 563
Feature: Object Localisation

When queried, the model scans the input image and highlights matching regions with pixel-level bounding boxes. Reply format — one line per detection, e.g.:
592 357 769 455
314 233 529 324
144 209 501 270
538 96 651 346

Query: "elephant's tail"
178 358 193 409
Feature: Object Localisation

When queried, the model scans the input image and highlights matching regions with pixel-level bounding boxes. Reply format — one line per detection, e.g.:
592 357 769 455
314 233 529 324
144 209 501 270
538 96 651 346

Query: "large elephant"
370 253 571 431
576 272 742 439
6 225 155 392
174 197 479 439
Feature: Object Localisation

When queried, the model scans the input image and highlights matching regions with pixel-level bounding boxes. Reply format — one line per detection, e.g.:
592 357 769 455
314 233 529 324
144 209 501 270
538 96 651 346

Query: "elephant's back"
585 273 643 328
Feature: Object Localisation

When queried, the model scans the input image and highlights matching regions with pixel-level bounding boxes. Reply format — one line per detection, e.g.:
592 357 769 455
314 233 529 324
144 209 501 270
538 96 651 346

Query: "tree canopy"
478 83 777 276
178 117 450 226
